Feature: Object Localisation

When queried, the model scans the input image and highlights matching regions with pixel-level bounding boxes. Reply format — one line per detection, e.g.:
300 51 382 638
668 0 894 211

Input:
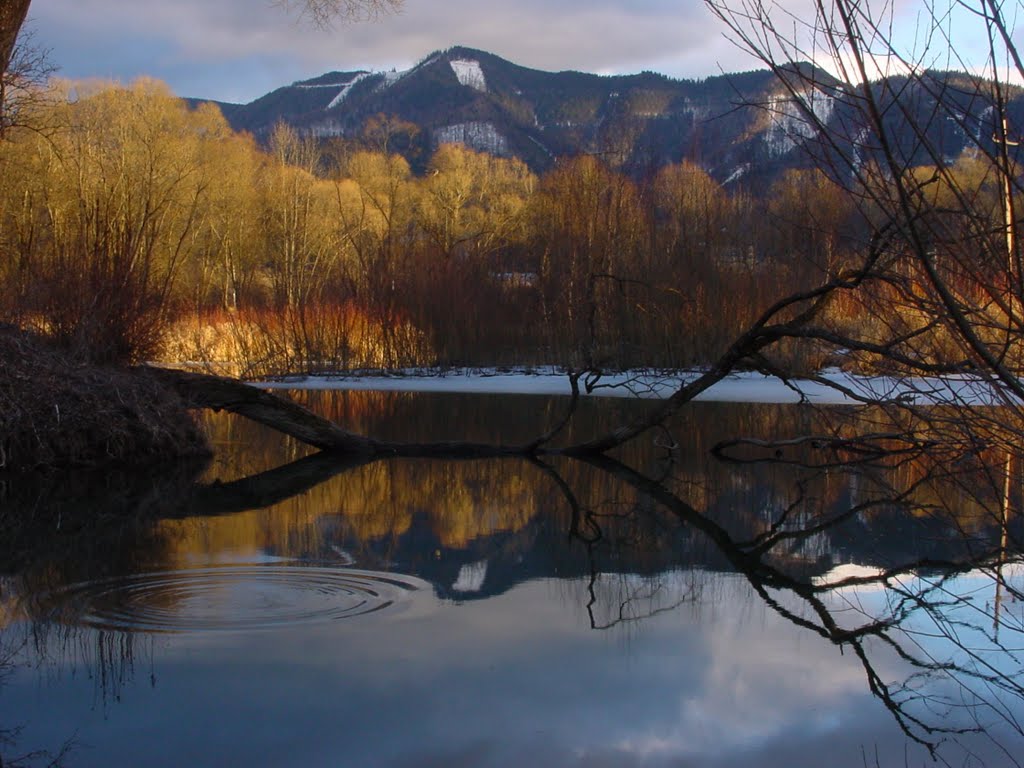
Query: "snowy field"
257 368 1011 406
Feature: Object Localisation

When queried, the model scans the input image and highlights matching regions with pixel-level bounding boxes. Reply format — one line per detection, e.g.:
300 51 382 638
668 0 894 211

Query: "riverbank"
0 327 209 471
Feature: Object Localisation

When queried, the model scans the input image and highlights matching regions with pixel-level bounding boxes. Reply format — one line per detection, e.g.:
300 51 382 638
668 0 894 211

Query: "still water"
1 392 1023 767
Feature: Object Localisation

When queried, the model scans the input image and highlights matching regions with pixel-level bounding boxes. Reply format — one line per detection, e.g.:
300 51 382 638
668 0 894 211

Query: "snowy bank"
256 368 1012 406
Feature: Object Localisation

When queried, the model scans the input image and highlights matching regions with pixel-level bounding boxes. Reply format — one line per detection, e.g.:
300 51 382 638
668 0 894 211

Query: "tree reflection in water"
563 453 1024 761
1 396 1023 765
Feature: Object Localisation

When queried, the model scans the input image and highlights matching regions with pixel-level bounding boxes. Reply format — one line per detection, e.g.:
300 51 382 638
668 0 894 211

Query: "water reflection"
579 452 1024 759
1 393 1022 766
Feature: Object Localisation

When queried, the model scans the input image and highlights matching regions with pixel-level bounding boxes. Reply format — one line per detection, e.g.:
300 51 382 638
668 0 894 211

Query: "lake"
1 390 1022 767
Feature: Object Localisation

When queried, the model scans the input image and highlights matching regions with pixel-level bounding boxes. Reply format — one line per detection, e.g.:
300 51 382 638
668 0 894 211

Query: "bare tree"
703 0 1024 377
273 0 402 26
440 0 1024 459
0 0 33 134
0 27 52 139
0 0 31 82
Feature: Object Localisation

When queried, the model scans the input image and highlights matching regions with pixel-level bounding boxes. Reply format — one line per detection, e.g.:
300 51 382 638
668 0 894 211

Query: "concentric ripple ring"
33 565 427 633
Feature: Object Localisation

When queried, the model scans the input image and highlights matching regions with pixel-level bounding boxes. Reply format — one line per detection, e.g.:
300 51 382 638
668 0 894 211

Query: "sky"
22 0 1018 104
24 0 779 104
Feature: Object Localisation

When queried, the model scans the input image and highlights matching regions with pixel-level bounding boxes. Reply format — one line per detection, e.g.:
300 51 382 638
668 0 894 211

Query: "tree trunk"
0 0 31 81
144 367 379 455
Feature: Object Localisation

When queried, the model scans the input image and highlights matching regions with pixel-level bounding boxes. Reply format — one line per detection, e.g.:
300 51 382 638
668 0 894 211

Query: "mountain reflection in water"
1 392 1022 767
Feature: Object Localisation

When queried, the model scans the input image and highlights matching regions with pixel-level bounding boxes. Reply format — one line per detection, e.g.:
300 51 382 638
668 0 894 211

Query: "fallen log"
143 367 547 458
144 367 378 454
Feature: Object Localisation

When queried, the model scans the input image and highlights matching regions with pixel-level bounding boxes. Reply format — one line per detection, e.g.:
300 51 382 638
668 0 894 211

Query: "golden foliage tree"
0 79 230 361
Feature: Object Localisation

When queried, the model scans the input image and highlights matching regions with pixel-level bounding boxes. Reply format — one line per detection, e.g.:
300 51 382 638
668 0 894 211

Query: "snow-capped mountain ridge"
196 46 1021 184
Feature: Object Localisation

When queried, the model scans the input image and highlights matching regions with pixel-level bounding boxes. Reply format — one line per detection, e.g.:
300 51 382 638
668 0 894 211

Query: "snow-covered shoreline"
255 368 1010 406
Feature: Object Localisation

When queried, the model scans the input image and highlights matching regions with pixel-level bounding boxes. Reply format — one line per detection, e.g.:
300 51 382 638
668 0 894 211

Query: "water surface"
1 392 1022 767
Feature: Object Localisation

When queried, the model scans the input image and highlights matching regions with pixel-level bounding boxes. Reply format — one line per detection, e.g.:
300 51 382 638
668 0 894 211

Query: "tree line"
0 77 876 376
1 75 1016 383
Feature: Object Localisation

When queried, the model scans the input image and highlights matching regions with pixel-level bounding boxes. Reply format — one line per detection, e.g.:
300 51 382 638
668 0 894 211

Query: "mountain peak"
200 46 1003 186
441 45 490 60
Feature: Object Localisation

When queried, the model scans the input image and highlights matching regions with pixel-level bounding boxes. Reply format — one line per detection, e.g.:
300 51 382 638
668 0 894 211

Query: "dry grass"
161 304 433 377
0 325 209 470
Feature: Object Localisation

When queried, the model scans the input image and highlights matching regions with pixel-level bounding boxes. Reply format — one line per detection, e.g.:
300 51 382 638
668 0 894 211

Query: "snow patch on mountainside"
450 59 487 92
326 72 371 110
764 89 834 157
372 55 442 93
678 98 711 122
723 163 750 185
434 122 508 155
382 70 405 87
851 127 871 170
976 104 995 141
372 69 408 91
527 134 554 158
798 88 835 125
307 119 346 138
414 55 441 75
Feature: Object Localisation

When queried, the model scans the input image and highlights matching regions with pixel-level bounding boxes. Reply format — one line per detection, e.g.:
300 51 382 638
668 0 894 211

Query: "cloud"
28 0 760 102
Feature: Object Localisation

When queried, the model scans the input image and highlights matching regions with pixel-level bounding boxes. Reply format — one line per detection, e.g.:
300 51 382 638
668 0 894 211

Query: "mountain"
194 46 1022 184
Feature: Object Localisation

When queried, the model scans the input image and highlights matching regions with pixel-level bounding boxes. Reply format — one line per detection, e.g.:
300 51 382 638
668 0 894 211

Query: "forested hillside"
195 46 1024 185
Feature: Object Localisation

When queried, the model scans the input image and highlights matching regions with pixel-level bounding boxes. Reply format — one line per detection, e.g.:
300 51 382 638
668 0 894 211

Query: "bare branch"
273 0 403 27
